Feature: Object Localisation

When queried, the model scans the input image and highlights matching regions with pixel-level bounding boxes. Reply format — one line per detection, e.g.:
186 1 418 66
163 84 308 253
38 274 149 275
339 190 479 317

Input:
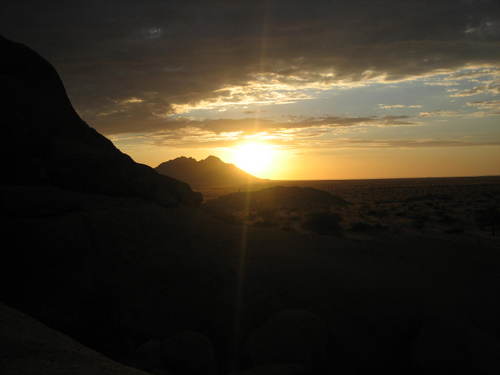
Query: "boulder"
412 317 500 374
135 339 164 370
0 302 149 375
231 364 306 375
161 331 217 375
245 310 327 369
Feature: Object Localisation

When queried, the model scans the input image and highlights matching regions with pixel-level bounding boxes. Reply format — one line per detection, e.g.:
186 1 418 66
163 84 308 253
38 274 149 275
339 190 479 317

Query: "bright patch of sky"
170 66 500 140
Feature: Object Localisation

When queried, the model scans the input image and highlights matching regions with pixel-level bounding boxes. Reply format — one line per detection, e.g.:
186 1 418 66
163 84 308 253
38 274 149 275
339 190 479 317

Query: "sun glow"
232 142 277 177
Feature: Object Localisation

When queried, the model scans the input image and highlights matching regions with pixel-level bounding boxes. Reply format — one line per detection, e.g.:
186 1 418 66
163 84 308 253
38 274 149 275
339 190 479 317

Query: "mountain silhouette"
0 35 201 207
156 155 262 187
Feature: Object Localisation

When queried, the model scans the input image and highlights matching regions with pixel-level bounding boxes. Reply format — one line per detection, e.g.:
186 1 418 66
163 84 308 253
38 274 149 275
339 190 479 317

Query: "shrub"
350 221 386 233
475 206 499 236
302 211 342 236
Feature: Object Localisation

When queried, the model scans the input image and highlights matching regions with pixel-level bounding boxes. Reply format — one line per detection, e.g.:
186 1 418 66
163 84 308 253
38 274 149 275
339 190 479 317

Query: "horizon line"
265 174 500 182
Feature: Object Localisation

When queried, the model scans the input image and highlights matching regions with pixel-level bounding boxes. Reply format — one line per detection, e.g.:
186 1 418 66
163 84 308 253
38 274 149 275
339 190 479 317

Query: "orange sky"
118 141 500 180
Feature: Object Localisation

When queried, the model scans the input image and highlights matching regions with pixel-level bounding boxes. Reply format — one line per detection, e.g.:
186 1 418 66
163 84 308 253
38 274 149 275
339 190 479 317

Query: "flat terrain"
199 176 500 241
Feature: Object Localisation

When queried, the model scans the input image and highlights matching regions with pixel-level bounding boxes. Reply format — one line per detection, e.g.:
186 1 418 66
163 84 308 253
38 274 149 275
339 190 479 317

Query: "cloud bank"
2 0 500 135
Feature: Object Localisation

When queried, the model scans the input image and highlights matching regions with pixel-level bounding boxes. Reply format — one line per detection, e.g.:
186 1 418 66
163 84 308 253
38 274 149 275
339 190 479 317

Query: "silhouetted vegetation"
349 221 387 233
476 206 499 236
203 186 349 235
202 177 500 239
302 212 343 236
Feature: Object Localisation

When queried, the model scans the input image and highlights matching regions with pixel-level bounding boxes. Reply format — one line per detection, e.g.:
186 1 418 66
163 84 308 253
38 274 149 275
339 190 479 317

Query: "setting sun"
231 142 277 177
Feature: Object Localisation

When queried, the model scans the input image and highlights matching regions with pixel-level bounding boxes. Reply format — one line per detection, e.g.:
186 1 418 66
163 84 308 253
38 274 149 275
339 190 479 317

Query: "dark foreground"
2 183 500 375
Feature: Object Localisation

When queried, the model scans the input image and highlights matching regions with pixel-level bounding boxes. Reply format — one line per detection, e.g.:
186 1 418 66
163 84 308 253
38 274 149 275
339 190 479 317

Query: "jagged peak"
159 155 225 167
201 155 224 164
156 154 261 187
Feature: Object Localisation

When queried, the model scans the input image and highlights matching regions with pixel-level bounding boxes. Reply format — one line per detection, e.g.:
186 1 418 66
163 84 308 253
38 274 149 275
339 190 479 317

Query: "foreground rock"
135 331 216 375
412 318 500 374
245 310 327 370
161 331 217 375
0 302 149 375
231 364 306 375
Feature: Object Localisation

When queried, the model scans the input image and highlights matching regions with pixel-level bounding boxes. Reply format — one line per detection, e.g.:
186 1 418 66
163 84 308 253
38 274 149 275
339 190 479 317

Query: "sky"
2 0 500 179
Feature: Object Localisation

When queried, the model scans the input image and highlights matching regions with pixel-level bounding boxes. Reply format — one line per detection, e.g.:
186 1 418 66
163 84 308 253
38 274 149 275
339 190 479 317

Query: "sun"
232 142 276 177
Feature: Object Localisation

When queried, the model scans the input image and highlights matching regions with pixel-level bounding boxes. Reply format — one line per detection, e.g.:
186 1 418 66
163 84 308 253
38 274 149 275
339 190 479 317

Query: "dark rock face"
412 318 500 374
136 339 164 370
134 331 216 375
156 156 261 188
0 36 201 207
0 302 150 375
161 331 217 375
230 364 306 375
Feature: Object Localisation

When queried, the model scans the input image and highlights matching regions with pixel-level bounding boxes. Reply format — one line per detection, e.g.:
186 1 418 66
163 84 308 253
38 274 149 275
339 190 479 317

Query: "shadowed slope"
156 156 262 187
0 35 201 207
0 302 150 375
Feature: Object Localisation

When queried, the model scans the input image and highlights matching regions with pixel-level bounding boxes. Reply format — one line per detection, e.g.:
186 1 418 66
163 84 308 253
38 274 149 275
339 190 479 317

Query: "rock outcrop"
0 35 201 207
0 302 150 375
245 310 328 370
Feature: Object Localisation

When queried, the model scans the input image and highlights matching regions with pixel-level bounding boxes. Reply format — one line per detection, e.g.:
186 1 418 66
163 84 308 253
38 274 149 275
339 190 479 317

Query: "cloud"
118 97 144 105
107 114 416 136
465 19 500 40
338 139 500 148
419 110 463 117
379 104 422 109
423 81 460 87
132 132 500 150
466 99 500 113
170 79 317 114
2 1 500 134
105 114 420 149
444 67 500 81
449 80 500 96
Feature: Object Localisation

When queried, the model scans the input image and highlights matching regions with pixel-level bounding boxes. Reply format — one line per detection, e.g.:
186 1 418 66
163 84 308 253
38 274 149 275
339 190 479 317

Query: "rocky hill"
0 35 201 207
156 155 262 187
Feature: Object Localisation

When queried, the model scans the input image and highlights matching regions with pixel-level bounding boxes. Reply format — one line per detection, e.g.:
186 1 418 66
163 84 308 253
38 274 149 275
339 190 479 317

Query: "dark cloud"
336 139 500 148
145 133 500 150
100 114 415 135
2 1 499 134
